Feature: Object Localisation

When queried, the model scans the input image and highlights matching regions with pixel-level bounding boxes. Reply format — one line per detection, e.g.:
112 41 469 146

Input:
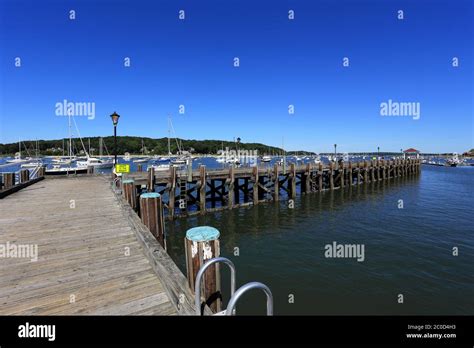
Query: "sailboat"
7 139 25 163
21 140 43 168
134 139 150 163
76 138 114 169
152 115 186 171
46 114 88 175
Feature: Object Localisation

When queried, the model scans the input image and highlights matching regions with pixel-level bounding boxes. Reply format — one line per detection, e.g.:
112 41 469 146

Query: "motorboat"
76 157 114 169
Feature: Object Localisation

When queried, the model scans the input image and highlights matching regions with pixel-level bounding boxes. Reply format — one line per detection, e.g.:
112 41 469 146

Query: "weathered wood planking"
0 176 177 315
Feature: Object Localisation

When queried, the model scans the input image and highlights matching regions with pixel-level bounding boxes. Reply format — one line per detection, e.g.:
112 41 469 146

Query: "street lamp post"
110 112 120 167
377 146 380 158
334 144 337 161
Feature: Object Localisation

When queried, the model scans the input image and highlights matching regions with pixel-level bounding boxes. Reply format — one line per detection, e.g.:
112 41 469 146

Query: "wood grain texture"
0 176 176 315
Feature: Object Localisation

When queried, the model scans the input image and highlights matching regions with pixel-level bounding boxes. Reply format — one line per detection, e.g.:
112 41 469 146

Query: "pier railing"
0 165 46 198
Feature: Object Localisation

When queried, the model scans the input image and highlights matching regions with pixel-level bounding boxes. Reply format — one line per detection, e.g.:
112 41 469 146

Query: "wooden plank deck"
0 176 177 315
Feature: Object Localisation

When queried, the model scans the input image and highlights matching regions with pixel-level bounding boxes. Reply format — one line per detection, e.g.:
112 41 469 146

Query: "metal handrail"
194 257 236 315
225 282 273 316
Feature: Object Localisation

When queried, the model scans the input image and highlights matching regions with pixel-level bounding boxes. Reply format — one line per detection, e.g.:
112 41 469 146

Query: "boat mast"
68 113 72 160
99 137 103 157
167 115 171 159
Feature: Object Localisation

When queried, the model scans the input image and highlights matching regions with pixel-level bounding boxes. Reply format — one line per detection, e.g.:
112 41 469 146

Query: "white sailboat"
46 114 88 175
134 139 150 163
7 139 25 163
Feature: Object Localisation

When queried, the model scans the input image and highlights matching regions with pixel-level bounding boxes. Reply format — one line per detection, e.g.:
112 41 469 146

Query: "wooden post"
356 162 361 185
371 160 375 182
137 164 143 172
273 164 279 201
290 163 296 199
140 193 165 249
318 162 323 191
339 162 344 188
382 159 386 180
185 226 221 313
122 179 137 210
199 165 206 214
363 161 368 183
228 166 234 209
3 173 14 189
305 163 311 193
329 162 334 190
20 169 29 183
147 167 155 192
348 162 352 186
252 165 259 205
87 166 94 174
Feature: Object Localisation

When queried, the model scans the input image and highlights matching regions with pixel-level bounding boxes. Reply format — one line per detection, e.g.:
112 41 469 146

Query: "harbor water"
166 164 474 315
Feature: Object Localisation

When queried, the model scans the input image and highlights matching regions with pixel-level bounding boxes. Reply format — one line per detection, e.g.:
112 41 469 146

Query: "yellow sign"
115 164 130 173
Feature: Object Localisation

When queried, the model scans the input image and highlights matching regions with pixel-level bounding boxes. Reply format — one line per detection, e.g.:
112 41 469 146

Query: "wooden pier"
125 159 421 219
0 176 197 315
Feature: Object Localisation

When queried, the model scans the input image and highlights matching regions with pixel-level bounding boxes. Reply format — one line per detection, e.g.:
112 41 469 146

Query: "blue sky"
0 0 472 153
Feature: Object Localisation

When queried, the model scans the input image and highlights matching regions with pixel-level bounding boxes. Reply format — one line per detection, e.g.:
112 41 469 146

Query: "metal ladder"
194 257 273 316
178 178 187 210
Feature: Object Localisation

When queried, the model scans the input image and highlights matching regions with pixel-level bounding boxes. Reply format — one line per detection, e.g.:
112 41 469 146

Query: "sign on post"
115 164 130 173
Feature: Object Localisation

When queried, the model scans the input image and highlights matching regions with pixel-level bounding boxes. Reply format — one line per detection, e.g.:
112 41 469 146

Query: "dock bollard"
185 226 221 313
122 179 137 210
140 193 165 249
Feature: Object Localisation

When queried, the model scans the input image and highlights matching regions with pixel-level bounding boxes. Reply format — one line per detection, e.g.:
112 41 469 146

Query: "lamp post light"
334 144 337 161
110 111 120 167
377 146 380 159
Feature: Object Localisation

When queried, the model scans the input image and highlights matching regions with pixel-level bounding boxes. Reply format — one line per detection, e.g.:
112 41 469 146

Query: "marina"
0 154 434 316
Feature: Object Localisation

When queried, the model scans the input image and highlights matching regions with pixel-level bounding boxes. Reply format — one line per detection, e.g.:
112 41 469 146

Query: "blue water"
166 165 474 315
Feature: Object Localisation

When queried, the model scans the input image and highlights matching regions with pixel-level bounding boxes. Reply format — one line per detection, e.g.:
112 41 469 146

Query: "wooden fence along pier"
125 159 421 219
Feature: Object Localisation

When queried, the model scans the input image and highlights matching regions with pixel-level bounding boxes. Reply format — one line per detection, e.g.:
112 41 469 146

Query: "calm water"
167 165 474 315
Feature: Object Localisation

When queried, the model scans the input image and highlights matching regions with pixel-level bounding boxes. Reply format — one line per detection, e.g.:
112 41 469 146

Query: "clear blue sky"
0 0 472 153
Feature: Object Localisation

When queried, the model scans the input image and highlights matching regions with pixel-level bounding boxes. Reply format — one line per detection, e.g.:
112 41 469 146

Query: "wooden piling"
290 163 296 198
329 162 334 189
122 179 137 210
252 165 259 205
273 164 279 201
370 160 375 182
185 226 221 313
140 192 165 249
348 162 353 186
199 165 206 214
3 173 14 189
147 167 155 192
19 169 29 184
137 164 143 172
339 161 344 188
363 161 368 183
318 162 323 191
227 166 234 209
304 163 311 193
